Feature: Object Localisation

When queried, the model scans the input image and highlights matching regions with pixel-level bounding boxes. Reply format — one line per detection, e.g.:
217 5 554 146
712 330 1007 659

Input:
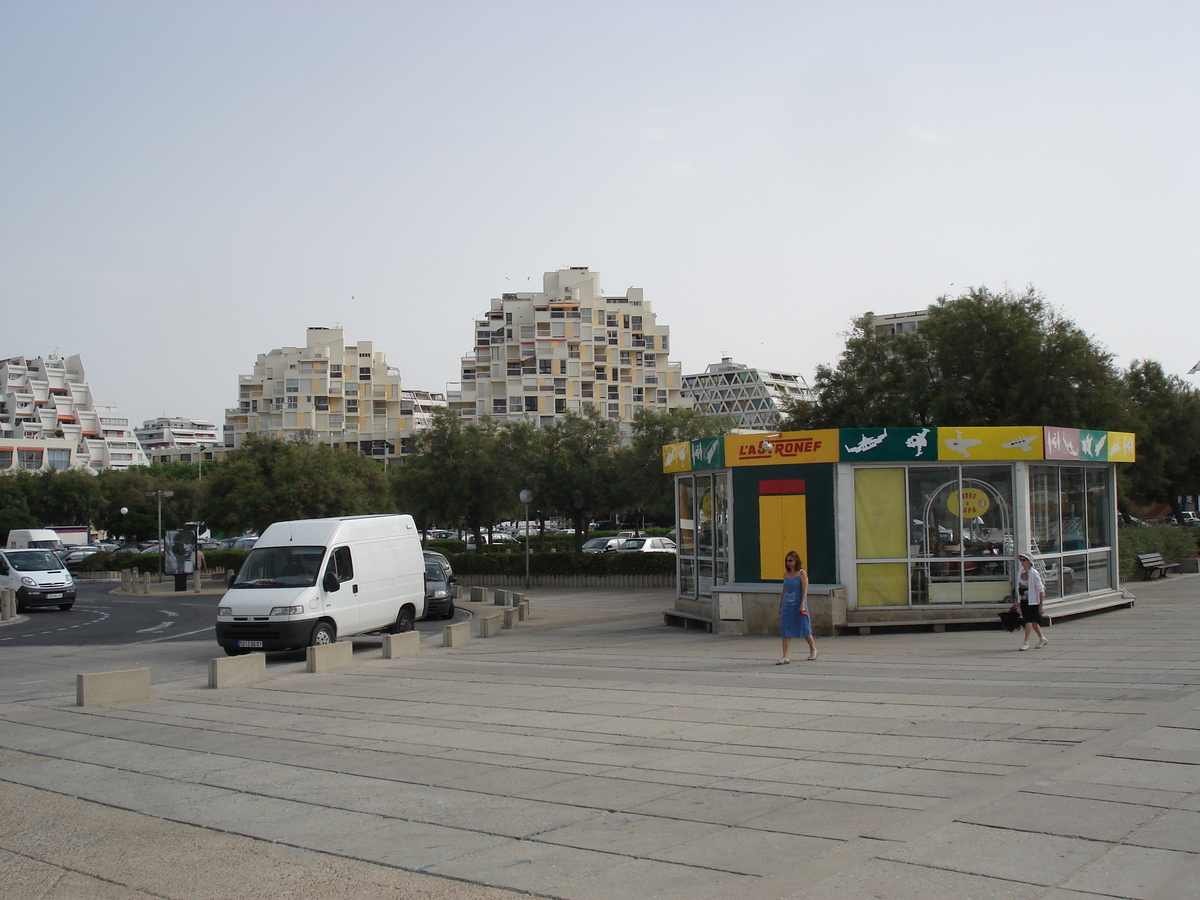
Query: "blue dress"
781 573 812 638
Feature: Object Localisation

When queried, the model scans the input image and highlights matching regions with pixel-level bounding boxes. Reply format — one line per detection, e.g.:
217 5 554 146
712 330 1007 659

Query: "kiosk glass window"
1030 464 1115 597
673 471 731 600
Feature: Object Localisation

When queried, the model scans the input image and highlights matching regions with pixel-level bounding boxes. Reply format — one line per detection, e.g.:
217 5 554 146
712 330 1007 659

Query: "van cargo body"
6 529 66 551
214 515 425 655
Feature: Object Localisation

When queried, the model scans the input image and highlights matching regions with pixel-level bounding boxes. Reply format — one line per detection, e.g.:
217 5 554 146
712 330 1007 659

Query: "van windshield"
232 546 326 588
4 550 63 571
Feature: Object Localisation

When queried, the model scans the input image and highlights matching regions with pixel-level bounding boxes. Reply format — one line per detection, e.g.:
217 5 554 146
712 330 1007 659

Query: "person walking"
777 550 817 664
1017 552 1049 651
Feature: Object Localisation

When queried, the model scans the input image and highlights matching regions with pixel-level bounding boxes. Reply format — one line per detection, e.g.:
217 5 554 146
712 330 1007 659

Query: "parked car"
222 536 258 550
582 537 624 553
423 550 455 582
423 559 455 620
1181 511 1200 527
89 541 120 553
465 532 520 550
615 537 677 553
60 546 100 569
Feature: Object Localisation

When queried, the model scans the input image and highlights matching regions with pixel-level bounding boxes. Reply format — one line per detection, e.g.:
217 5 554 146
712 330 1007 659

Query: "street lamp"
519 489 533 590
145 490 174 579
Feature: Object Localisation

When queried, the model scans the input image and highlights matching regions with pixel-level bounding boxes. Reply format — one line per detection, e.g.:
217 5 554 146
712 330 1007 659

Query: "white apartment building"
0 354 148 472
872 309 929 336
448 268 689 427
224 327 442 462
135 416 222 466
681 358 814 431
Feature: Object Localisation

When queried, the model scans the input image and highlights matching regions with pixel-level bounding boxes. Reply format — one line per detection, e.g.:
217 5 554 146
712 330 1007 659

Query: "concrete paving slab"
626 785 798 826
1059 844 1200 900
958 791 1162 841
797 857 1043 900
743 797 919 840
878 821 1110 885
552 854 759 900
654 826 839 877
517 774 687 811
536 810 725 858
319 818 512 869
1123 807 1200 852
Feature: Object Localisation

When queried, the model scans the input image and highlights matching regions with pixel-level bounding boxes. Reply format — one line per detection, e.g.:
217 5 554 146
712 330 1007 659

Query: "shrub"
1118 524 1198 579
444 551 675 577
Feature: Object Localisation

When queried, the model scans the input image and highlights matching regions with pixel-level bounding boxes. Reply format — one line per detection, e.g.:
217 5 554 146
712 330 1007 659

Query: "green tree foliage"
1120 360 1200 519
616 408 734 524
201 435 390 536
538 408 622 551
391 410 512 545
0 508 40 545
784 287 1126 430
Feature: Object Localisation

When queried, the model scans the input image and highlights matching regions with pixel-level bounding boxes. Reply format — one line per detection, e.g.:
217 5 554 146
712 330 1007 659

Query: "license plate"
237 640 264 648
47 593 63 599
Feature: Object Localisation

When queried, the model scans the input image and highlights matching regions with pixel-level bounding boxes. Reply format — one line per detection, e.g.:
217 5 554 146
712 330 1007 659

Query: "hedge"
74 548 250 575
1117 524 1198 580
444 551 676 577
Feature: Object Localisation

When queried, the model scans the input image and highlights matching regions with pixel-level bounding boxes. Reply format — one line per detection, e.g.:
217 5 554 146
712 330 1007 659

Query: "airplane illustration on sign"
845 430 887 454
905 428 931 457
943 430 983 458
1001 434 1038 453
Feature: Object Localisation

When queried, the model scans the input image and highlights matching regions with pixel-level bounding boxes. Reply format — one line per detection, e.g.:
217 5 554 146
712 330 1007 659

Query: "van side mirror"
448 575 457 584
323 571 340 593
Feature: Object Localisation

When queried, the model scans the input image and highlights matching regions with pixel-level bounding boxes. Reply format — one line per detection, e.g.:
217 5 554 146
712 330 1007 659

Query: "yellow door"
759 494 808 580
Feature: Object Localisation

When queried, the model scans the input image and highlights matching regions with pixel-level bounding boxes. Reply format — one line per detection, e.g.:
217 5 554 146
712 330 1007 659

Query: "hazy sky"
3 1 1198 430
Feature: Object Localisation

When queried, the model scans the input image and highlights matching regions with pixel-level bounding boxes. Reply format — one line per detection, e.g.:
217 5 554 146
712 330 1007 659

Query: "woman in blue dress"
777 550 817 664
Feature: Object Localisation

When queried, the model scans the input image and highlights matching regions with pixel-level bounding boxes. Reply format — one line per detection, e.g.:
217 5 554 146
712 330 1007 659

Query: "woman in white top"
1017 552 1049 651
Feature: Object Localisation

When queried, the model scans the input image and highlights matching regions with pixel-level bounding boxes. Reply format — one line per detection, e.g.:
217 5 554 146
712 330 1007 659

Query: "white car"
615 537 677 553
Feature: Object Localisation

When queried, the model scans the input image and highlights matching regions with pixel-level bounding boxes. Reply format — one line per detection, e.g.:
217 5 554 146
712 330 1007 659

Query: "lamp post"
519 490 533 590
145 490 174 580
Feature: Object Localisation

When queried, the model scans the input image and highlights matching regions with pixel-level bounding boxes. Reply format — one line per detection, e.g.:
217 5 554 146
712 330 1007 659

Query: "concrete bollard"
443 621 470 647
383 631 420 659
306 641 354 673
517 600 528 621
192 570 202 593
141 572 151 594
120 570 131 592
470 586 487 603
493 589 511 606
478 613 502 638
209 653 266 689
0 587 15 620
77 668 151 707
502 607 519 629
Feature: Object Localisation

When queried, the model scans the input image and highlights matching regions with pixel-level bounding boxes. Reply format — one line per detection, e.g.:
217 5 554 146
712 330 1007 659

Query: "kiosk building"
662 426 1136 635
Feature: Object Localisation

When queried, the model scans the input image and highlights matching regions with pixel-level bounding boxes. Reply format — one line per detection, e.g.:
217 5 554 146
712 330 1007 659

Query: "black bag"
998 608 1022 632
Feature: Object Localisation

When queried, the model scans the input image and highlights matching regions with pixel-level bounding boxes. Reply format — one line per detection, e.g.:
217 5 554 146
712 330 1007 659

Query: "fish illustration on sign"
704 440 719 464
664 444 682 468
1001 434 1038 453
943 430 983 458
906 428 931 457
845 430 887 454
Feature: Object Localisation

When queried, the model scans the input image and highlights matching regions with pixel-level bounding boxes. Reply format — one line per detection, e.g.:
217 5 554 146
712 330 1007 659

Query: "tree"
1120 360 1200 520
391 410 512 545
538 408 622 551
784 287 1126 430
201 436 391 536
616 408 734 525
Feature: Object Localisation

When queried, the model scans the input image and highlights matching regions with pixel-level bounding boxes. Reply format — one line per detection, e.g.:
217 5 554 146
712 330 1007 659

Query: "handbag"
998 606 1022 632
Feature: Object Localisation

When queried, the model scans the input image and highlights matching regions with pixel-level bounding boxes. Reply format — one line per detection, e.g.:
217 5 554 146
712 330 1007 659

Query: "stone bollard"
501 607 519 629
493 589 511 606
517 600 528 621
0 587 15 620
120 570 131 592
470 586 487 603
383 631 419 659
478 613 502 638
209 653 266 689
77 668 151 707
192 570 202 593
141 572 152 594
443 621 470 647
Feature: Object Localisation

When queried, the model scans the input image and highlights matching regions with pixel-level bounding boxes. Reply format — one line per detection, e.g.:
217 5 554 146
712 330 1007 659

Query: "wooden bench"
1137 552 1179 579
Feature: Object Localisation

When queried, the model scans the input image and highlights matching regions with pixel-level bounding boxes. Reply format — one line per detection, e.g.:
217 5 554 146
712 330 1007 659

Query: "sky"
3 1 1199 430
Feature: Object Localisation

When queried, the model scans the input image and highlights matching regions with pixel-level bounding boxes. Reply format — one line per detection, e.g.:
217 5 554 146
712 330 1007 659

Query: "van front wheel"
391 607 415 634
310 621 336 647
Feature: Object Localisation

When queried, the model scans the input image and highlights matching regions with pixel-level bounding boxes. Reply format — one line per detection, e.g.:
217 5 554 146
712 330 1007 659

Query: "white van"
0 548 75 611
214 514 425 656
6 529 66 552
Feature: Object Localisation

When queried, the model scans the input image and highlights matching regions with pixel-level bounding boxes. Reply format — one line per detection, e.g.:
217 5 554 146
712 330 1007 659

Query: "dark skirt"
1020 602 1043 625
781 604 812 638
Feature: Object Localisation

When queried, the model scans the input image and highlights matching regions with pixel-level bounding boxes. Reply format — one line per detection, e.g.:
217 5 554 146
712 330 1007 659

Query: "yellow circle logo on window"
948 489 991 518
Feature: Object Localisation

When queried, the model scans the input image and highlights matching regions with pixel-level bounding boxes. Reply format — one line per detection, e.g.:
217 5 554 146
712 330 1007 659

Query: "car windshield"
5 550 63 571
232 546 326 588
425 562 446 581
623 539 647 549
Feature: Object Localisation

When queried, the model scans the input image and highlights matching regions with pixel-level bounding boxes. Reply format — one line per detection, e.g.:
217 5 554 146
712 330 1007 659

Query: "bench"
1137 552 1179 579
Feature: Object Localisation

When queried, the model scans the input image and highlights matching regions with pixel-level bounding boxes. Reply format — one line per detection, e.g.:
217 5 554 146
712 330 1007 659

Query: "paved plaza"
1 576 1198 899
